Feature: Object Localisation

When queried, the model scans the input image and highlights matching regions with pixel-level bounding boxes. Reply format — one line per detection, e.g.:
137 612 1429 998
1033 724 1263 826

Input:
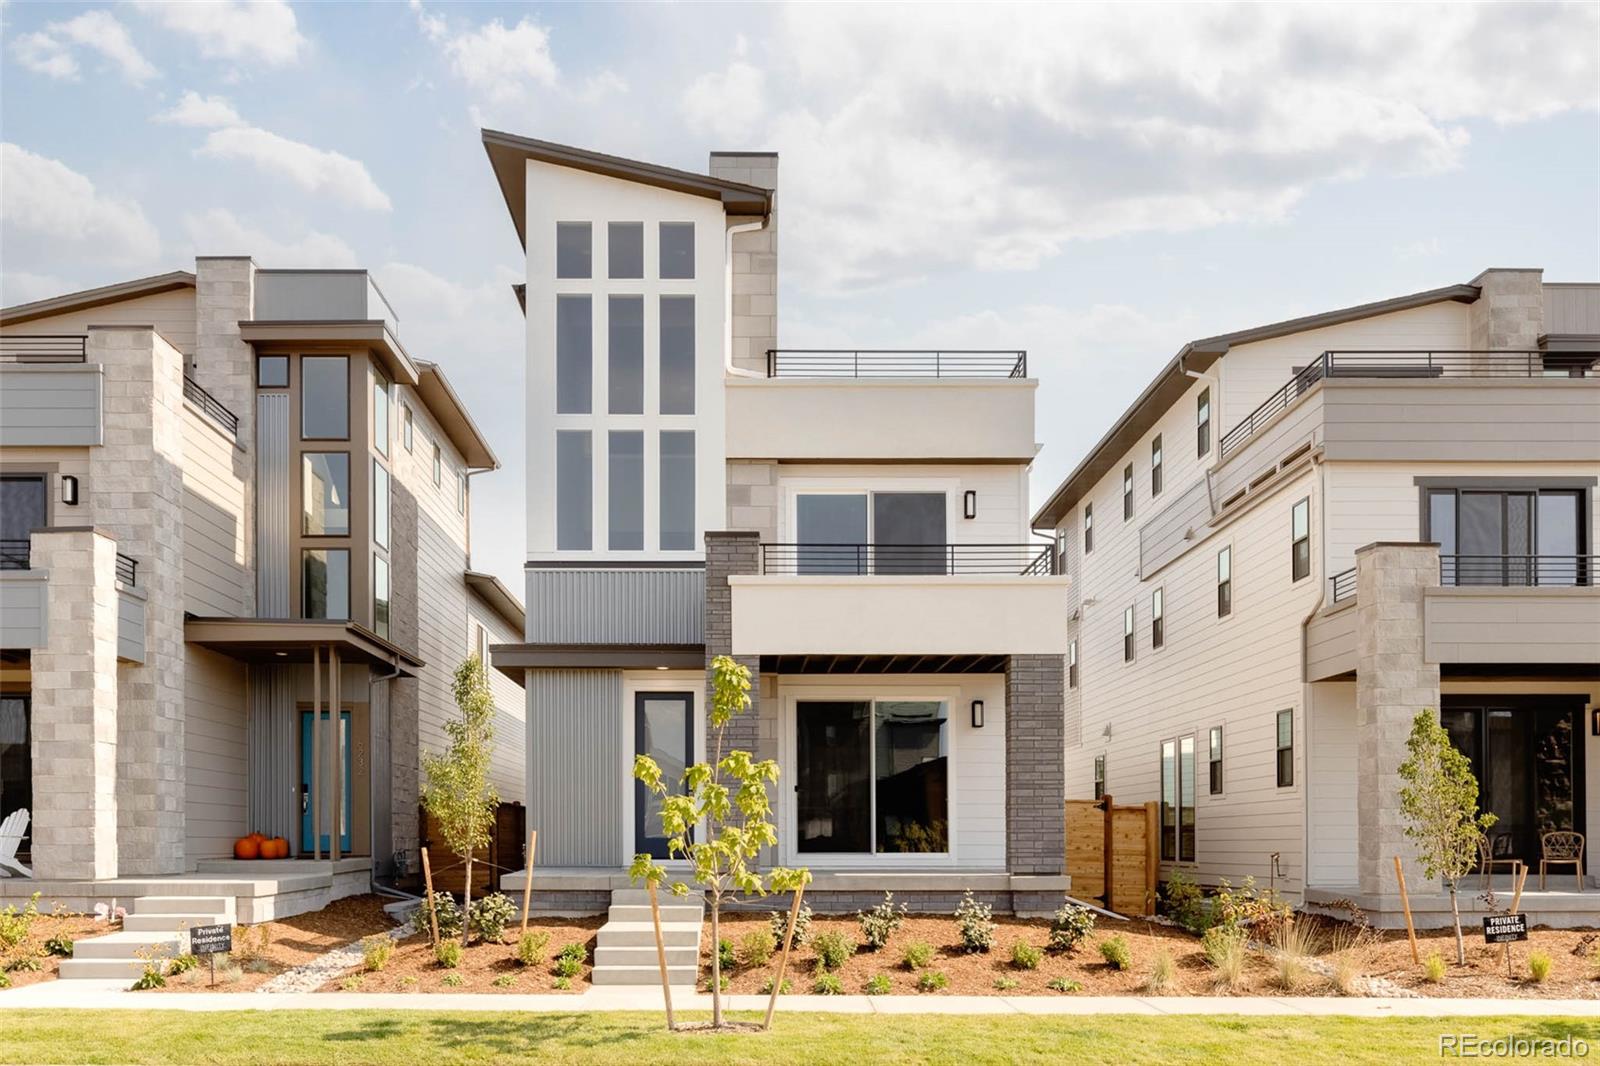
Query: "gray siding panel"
117 590 146 663
246 664 300 845
1305 605 1357 681
0 573 48 649
1425 587 1600 664
256 393 291 616
525 569 705 644
526 669 622 867
1545 284 1600 334
1138 479 1211 577
1321 380 1600 462
0 366 102 446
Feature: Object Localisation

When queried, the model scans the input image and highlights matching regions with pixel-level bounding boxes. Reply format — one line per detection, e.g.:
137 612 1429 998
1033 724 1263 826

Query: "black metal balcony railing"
183 375 239 438
1440 554 1595 588
765 349 1027 379
1218 349 1600 460
0 540 28 570
1330 567 1357 603
760 542 1057 576
0 334 87 362
116 552 138 587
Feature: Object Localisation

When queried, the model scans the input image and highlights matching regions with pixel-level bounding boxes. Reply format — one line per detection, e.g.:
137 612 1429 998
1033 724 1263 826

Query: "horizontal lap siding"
2 288 198 356
184 646 248 864
181 408 248 617
1321 381 1600 462
0 367 101 446
470 602 527 803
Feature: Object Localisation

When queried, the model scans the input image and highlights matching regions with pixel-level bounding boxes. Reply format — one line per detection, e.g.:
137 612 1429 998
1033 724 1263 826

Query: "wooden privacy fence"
419 801 526 898
1064 796 1159 916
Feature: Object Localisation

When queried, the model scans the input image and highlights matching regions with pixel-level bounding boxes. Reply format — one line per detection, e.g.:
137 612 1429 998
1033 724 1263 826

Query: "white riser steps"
594 945 699 968
57 958 154 980
596 921 701 948
590 887 704 988
121 913 228 932
132 896 235 918
607 904 703 923
59 894 233 981
591 964 699 986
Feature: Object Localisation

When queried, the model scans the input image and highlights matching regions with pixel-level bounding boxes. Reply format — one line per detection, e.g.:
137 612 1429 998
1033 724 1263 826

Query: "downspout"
724 216 768 380
369 655 409 896
1296 451 1329 907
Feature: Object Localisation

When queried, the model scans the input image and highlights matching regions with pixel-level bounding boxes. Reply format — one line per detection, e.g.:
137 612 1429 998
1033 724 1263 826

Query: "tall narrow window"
1216 545 1232 618
659 295 695 414
1160 739 1177 861
608 430 644 550
301 454 350 536
1151 434 1164 496
1123 605 1135 662
608 295 644 414
1276 710 1294 787
432 440 442 486
371 368 390 459
1161 736 1197 862
475 622 488 665
372 556 390 639
556 294 592 415
1208 726 1224 795
659 221 694 279
301 356 348 440
556 221 591 279
1084 503 1094 554
660 430 695 551
302 548 349 620
608 221 643 279
456 471 466 515
1093 755 1105 800
1291 497 1311 581
1151 587 1164 649
1179 735 1196 861
1068 639 1078 688
402 405 414 452
1196 387 1211 457
556 430 592 551
1123 464 1134 520
372 460 389 549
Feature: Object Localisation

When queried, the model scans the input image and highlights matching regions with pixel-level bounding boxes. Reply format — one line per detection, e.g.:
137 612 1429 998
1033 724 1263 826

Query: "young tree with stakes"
422 655 499 947
631 655 810 1030
1397 708 1496 965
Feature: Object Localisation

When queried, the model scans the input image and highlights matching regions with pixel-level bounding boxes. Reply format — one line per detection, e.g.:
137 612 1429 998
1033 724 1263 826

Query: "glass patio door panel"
634 692 692 859
796 495 868 574
299 710 352 854
0 696 30 859
1537 492 1583 586
0 476 46 568
795 701 871 853
871 493 947 574
873 700 948 853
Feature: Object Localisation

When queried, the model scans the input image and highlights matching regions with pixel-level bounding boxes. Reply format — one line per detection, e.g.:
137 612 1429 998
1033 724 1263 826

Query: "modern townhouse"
1033 270 1600 927
0 260 525 950
482 130 1071 965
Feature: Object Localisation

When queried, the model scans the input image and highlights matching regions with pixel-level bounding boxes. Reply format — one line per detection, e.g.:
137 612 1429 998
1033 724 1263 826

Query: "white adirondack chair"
0 809 31 877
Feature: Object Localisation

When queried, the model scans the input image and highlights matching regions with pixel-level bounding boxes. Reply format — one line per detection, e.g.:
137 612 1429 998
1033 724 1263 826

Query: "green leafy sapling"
421 656 499 946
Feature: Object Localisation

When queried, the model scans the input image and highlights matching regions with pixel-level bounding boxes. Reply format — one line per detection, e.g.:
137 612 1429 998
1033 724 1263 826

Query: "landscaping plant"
1528 951 1552 983
0 892 40 951
1146 947 1175 994
1273 917 1323 992
422 655 500 946
811 930 855 972
4 955 40 973
858 892 907 951
1202 926 1248 990
411 891 462 941
553 976 572 990
717 937 736 972
516 930 550 968
916 969 949 992
900 940 934 971
736 929 772 967
1397 708 1495 965
993 975 1020 990
865 974 892 994
1422 952 1447 983
758 976 791 995
434 940 462 969
1162 873 1209 932
812 973 844 995
42 935 73 958
1048 901 1096 952
1099 935 1131 971
554 941 587 978
493 973 517 988
467 892 518 944
955 890 995 952
770 904 812 949
441 972 464 988
362 935 393 973
1010 941 1042 970
1047 976 1082 993
630 654 810 1029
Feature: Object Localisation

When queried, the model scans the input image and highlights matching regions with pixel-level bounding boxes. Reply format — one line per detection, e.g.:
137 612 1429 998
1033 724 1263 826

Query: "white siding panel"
182 407 249 617
185 645 248 865
1307 682 1357 888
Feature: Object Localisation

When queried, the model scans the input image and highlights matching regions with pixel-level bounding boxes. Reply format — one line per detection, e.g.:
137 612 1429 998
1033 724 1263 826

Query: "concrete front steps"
590 889 704 986
58 895 235 981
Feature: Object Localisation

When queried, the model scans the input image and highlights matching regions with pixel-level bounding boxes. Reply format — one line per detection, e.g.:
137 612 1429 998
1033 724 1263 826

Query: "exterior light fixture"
963 490 977 519
61 475 79 506
656 665 670 671
1592 706 1600 737
970 699 984 728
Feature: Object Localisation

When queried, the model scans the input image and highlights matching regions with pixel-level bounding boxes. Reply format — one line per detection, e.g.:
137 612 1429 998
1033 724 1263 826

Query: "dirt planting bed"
159 894 399 992
314 916 603 994
1365 924 1600 999
0 903 105 990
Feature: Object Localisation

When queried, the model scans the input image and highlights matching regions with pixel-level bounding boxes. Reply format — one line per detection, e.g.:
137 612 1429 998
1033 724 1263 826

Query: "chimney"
1467 268 1544 351
710 152 777 374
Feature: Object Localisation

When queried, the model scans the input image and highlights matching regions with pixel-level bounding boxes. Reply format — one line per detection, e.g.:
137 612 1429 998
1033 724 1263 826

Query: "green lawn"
1 1011 1595 1065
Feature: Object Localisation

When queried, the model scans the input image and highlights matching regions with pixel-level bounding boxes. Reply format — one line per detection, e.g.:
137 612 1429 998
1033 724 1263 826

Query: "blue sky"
3 1 1597 590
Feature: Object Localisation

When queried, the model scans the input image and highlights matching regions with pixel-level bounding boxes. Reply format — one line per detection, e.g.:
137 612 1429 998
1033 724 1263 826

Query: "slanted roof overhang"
185 617 425 676
489 642 704 683
465 570 525 635
237 319 420 386
481 128 772 250
1029 283 1483 529
416 361 499 470
1 270 196 326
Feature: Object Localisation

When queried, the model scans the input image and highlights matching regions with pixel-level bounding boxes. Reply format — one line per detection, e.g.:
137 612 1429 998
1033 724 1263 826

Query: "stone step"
133 896 236 919
607 904 703 924
608 888 704 906
58 957 153 981
590 964 699 986
596 921 702 948
70 930 182 960
594 944 699 968
121 912 232 933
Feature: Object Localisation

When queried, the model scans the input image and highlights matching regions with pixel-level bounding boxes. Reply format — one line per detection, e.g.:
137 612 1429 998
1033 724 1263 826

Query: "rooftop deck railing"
1440 554 1595 588
183 374 239 439
760 542 1057 576
0 335 87 362
765 349 1028 379
1330 567 1357 603
0 539 138 586
1218 349 1600 459
116 552 138 587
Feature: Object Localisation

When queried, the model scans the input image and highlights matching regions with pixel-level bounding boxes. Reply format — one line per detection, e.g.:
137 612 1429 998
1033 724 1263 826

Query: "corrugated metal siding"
247 664 300 845
526 669 622 867
116 590 145 663
255 394 290 616
525 569 705 644
0 573 48 649
1545 284 1600 334
0 365 102 446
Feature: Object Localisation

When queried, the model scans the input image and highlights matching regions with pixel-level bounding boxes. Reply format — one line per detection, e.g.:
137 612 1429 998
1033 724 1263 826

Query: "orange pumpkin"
266 837 290 860
248 831 266 844
233 836 261 860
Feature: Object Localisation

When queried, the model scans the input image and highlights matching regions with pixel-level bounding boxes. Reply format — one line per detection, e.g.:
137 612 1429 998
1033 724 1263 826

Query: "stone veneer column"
388 482 421 875
194 257 257 616
1468 268 1544 352
29 528 120 880
1005 654 1066 875
703 531 763 759
709 153 777 375
1354 542 1441 898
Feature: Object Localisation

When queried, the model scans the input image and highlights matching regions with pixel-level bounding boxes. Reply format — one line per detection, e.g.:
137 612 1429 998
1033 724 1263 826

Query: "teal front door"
300 710 352 854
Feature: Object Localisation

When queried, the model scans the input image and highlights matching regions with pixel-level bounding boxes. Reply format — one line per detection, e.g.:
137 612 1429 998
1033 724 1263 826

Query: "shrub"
993 975 1020 991
340 975 362 991
1327 906 1379 996
1047 977 1082 993
1529 951 1552 983
705 973 729 993
165 953 198 976
441 972 464 988
737 929 773 968
1145 948 1174 994
759 976 792 995
813 972 844 995
412 891 463 940
864 973 891 995
5 955 40 973
858 893 907 951
955 891 995 953
1423 952 1447 983
717 937 736 972
1273 917 1323 992
554 941 587 978
553 976 572 991
362 936 394 973
916 969 949 992
1048 902 1096 953
492 973 516 989
232 925 271 962
400 975 419 990
0 893 40 952
1162 873 1209 932
467 893 518 944
811 930 855 972
771 905 812 949
130 963 166 991
1202 926 1248 990
1099 936 1131 971
517 930 550 967
900 940 934 971
1010 941 1043 970
0 972 10 990
435 940 462 969
42 935 73 958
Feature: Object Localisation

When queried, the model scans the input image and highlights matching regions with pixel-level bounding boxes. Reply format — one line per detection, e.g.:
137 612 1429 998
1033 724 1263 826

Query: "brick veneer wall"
1005 654 1066 875
703 531 762 758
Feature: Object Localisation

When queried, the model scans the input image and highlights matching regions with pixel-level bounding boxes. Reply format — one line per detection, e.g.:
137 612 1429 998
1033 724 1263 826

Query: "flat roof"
1 270 195 326
184 617 425 676
489 642 704 683
237 319 420 387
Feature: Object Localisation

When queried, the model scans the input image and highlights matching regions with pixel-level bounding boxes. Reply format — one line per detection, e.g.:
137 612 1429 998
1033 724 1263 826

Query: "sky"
2 1 1597 592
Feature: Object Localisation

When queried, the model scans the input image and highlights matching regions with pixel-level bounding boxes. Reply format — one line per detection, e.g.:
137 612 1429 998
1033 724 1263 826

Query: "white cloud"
11 10 158 85
681 49 766 143
1 272 76 308
135 0 305 66
440 16 559 104
155 90 244 128
408 0 447 44
182 208 357 266
0 143 160 267
198 126 392 211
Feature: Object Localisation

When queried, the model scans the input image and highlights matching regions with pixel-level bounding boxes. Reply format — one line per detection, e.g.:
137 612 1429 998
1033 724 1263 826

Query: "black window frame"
1084 503 1094 554
1216 545 1232 618
1160 736 1197 863
1151 586 1164 649
1208 725 1223 795
1420 481 1592 587
1196 387 1211 458
256 354 289 389
1123 463 1134 521
1151 434 1163 497
1093 754 1105 801
1276 709 1294 788
1123 604 1135 663
1291 496 1311 582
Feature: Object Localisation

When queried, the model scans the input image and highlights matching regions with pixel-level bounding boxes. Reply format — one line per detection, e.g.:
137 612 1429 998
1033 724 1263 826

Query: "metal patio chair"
1540 831 1585 892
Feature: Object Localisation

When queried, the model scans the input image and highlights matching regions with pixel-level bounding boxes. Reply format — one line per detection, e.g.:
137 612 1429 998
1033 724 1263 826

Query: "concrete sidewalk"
3 981 1599 1016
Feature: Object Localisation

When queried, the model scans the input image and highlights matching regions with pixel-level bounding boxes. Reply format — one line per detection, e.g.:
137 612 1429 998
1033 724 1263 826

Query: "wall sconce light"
963 490 977 519
1591 706 1600 737
970 699 984 728
61 475 79 506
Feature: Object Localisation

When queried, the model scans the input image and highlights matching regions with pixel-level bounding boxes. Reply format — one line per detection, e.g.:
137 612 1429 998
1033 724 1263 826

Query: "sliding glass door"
1427 487 1587 586
794 492 946 575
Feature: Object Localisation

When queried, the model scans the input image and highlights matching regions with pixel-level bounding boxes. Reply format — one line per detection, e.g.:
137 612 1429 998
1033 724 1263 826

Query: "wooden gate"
1063 796 1159 916
420 801 526 898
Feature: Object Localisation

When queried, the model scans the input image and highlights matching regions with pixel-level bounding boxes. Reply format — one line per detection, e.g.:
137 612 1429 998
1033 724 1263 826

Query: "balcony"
730 542 1068 657
0 358 102 447
0 334 87 363
183 374 239 439
727 350 1037 463
253 270 398 326
1439 554 1595 588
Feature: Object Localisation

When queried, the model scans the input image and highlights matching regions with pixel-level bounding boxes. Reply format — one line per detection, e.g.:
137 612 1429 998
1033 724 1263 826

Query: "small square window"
257 355 288 388
556 222 592 279
659 222 694 279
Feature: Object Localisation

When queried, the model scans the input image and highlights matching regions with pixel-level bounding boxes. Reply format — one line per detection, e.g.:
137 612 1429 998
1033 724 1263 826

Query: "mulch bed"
317 916 603 994
1 905 105 990
1364 924 1600 999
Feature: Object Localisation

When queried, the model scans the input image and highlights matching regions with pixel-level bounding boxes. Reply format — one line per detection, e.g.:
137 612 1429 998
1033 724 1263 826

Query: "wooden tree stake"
421 846 440 949
647 880 675 1031
763 885 806 1032
518 828 539 935
1393 856 1418 965
1504 863 1528 973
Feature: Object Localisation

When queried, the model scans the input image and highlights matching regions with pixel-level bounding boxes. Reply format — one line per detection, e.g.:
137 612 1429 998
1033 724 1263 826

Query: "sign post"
1482 913 1528 979
189 923 233 988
